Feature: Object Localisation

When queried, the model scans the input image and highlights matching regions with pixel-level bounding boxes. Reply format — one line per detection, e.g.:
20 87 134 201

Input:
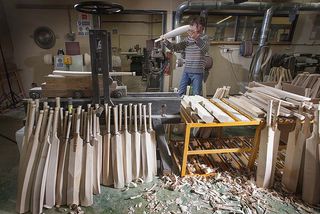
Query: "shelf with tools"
169 97 263 177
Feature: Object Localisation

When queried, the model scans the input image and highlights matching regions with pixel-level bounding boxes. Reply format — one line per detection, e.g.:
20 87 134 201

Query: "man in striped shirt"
164 17 209 96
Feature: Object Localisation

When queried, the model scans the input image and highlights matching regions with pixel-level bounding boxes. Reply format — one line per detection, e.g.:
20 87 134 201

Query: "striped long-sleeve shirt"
164 34 209 73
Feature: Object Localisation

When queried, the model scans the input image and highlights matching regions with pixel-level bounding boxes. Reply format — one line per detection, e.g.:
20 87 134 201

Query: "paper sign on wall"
77 13 93 36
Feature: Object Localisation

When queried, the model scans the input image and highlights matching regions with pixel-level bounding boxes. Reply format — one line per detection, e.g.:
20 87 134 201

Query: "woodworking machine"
26 1 181 175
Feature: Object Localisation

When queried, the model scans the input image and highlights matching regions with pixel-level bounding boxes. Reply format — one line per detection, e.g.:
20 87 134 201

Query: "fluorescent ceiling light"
216 16 232 24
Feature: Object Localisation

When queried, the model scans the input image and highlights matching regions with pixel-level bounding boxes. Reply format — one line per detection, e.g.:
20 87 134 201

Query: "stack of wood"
283 72 320 98
213 86 231 99
182 95 250 124
16 99 157 213
266 66 293 82
223 82 319 205
182 84 320 205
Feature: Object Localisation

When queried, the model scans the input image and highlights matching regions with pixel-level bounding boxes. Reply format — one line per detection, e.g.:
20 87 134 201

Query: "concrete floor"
0 107 319 214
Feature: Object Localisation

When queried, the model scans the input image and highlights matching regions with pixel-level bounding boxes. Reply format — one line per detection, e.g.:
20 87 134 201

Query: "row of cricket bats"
16 98 157 213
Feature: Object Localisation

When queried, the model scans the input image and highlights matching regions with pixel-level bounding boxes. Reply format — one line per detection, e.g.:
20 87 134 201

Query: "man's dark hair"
190 17 206 27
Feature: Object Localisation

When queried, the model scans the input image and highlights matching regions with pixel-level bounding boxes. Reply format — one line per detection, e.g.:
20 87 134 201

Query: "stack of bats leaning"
16 98 157 213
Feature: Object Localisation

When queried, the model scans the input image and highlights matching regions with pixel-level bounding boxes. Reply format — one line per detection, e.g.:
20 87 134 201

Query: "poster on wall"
77 13 93 36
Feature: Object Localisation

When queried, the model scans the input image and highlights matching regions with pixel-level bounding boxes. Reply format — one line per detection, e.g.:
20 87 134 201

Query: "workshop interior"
0 0 320 213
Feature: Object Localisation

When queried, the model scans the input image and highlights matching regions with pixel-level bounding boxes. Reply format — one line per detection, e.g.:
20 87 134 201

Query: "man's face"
190 23 203 33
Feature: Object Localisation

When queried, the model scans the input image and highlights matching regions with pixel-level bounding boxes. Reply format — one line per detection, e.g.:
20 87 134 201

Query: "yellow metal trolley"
177 99 264 176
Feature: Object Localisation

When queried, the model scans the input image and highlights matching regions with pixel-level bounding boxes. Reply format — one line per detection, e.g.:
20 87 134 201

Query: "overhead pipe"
174 1 320 42
253 7 274 81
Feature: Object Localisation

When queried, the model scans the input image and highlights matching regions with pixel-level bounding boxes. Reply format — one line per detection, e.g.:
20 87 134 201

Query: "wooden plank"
188 96 234 123
229 96 265 117
211 98 250 122
182 96 216 123
252 81 311 101
245 90 296 108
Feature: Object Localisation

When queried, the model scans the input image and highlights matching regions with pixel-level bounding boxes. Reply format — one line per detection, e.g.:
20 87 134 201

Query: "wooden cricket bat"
155 25 191 43
148 103 157 176
256 101 274 188
80 111 93 206
56 111 70 206
123 105 132 184
19 102 35 173
302 105 320 205
67 106 83 205
92 107 101 194
102 105 113 186
44 106 60 208
20 99 32 151
95 104 103 185
16 109 42 213
111 106 125 188
31 110 53 214
132 104 141 180
141 105 153 183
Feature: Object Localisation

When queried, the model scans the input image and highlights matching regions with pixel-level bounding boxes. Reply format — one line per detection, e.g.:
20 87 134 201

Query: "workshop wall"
101 14 162 72
202 12 320 95
1 0 182 93
2 0 319 95
2 0 90 92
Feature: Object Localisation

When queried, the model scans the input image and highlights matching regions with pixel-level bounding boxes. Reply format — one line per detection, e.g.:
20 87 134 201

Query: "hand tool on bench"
67 106 83 205
111 106 125 188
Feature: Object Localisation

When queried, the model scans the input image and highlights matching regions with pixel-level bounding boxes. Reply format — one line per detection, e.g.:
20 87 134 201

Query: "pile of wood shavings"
125 172 319 213
159 172 318 214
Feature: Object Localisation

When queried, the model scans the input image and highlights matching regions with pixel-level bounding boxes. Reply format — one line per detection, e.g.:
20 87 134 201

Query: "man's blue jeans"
179 72 203 96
